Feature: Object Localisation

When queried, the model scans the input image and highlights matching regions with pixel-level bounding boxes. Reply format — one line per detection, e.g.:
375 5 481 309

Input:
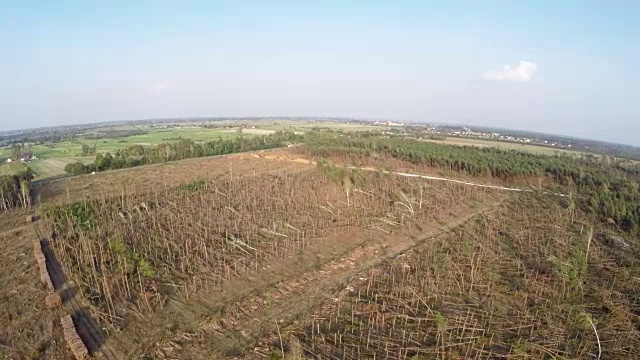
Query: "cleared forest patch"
34 149 312 204
17 141 640 359
38 161 500 358
254 193 640 359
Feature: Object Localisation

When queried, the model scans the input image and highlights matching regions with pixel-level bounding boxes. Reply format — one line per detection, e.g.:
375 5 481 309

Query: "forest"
300 131 640 236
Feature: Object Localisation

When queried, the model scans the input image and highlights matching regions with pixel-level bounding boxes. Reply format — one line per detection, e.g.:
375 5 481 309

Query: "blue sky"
1 1 638 145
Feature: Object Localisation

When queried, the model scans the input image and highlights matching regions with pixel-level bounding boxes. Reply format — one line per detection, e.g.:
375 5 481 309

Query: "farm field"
423 136 587 156
1 127 276 180
1 128 248 160
28 157 95 180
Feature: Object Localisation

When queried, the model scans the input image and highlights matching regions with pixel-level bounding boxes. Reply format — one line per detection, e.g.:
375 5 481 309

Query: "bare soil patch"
0 210 70 359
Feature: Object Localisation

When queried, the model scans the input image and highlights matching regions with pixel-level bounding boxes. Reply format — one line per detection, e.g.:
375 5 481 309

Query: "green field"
0 128 259 179
2 128 248 157
423 136 587 157
24 128 247 159
28 157 95 180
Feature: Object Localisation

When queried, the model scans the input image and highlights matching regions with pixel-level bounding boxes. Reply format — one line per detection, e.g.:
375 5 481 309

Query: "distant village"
450 127 573 149
5 154 37 163
373 122 575 150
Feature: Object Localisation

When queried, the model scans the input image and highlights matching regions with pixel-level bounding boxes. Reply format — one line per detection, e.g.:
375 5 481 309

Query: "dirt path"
112 196 504 359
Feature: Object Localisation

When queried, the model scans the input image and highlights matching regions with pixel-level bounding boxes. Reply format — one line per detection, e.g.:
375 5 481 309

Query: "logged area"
2 128 640 360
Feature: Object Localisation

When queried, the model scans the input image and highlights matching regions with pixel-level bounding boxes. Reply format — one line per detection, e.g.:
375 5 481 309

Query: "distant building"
19 155 35 163
5 158 12 163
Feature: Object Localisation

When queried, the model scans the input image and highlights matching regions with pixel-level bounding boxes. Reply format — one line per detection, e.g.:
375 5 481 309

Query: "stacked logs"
61 315 88 359
33 241 54 293
31 216 89 358
45 292 62 308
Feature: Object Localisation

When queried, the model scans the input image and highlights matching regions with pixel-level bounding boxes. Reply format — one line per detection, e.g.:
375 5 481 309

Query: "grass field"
424 136 587 156
28 157 95 180
0 128 249 160
0 162 26 176
35 128 246 158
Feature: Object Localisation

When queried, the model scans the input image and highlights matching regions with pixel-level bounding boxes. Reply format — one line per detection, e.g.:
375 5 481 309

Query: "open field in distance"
255 119 388 132
424 136 587 156
28 157 95 180
0 121 390 180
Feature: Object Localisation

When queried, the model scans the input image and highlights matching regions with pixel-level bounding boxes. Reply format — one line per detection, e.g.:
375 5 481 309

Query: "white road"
346 166 570 197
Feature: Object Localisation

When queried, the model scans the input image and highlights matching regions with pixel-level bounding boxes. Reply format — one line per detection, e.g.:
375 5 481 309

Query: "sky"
1 1 638 145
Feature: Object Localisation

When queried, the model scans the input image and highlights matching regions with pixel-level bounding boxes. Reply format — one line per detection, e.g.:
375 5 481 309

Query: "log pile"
61 315 88 359
45 293 62 309
33 241 54 293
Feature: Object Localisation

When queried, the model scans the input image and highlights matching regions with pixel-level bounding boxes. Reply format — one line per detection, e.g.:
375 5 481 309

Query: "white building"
5 158 12 163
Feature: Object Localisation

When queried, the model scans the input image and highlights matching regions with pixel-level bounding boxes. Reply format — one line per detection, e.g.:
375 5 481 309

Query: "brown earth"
0 209 71 359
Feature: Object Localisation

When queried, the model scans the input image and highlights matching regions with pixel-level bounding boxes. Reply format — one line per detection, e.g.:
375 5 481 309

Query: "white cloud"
151 82 169 90
483 61 537 82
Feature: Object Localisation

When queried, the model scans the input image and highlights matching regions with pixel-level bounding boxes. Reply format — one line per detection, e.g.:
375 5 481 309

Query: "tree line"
302 132 640 236
65 131 301 175
0 170 32 212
